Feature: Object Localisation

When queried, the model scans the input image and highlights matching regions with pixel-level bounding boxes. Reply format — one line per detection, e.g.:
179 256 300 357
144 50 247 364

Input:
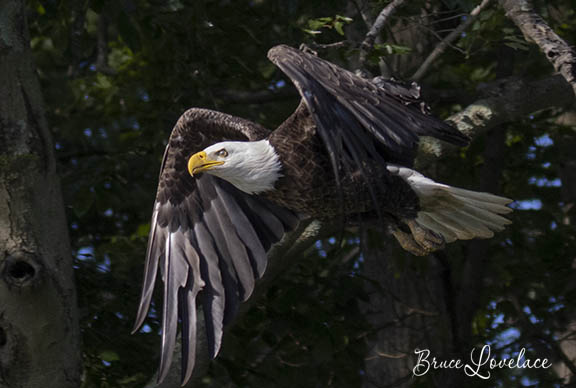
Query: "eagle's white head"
187 140 283 195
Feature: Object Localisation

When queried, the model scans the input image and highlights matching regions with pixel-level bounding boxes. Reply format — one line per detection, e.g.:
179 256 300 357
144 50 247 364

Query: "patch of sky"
526 145 536 160
55 142 62 150
526 134 554 161
491 313 504 329
548 296 564 313
97 254 112 273
77 246 94 259
148 305 158 319
510 199 542 210
104 208 113 217
84 128 92 137
490 327 521 351
268 79 286 90
520 376 539 386
139 90 150 102
315 239 327 258
349 254 364 276
140 324 153 333
528 177 561 187
523 305 541 324
77 247 111 273
534 134 553 147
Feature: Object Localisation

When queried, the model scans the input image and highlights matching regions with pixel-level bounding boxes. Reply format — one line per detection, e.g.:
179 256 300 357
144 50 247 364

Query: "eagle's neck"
210 140 283 195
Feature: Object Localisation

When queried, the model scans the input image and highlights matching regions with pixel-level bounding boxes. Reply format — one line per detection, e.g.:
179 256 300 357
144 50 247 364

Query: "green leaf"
118 11 141 53
73 187 95 218
335 15 353 23
136 223 150 237
334 21 345 36
303 29 322 35
100 350 120 362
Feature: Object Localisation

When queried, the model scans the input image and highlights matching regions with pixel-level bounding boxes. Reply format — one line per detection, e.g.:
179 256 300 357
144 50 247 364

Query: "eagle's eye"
216 149 228 157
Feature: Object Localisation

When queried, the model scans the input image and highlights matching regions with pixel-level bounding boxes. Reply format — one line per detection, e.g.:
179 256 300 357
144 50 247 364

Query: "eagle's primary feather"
133 45 511 385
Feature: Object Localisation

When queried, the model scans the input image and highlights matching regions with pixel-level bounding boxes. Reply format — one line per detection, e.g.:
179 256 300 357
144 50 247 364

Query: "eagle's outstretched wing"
132 108 298 384
268 44 469 170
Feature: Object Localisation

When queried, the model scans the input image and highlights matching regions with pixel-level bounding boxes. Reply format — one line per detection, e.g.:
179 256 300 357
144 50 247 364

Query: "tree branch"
499 0 576 96
417 74 575 163
412 0 493 82
358 0 408 69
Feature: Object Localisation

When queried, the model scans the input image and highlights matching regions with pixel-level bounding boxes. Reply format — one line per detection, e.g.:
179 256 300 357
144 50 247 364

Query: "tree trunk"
0 1 82 387
360 237 453 388
360 127 507 387
552 112 576 384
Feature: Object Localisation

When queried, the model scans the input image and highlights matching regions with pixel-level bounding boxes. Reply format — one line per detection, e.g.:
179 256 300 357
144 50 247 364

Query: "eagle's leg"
403 219 445 253
390 228 430 256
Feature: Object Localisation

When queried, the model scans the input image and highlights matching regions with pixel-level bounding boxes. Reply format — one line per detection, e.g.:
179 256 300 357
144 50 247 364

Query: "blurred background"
22 0 576 386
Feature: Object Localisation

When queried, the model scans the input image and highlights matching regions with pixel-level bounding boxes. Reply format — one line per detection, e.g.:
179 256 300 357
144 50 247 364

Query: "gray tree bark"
0 1 82 387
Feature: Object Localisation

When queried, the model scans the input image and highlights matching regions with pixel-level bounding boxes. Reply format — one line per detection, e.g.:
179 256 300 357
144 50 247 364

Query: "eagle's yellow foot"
404 219 445 253
391 229 430 256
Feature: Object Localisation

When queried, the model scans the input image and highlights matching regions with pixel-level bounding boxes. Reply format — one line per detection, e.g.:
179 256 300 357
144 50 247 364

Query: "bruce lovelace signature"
412 345 552 379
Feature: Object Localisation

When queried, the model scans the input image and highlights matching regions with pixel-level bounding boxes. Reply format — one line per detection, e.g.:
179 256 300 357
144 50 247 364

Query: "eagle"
132 45 512 384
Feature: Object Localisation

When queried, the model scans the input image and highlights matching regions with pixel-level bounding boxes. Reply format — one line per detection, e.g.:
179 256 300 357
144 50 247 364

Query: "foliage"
25 0 576 387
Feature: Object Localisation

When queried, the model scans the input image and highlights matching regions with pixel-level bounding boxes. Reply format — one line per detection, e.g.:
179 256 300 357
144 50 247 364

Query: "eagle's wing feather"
133 108 298 384
268 45 469 168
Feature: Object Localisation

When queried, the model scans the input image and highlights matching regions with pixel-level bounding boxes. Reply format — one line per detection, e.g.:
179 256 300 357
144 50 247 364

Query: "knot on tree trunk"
1 252 43 288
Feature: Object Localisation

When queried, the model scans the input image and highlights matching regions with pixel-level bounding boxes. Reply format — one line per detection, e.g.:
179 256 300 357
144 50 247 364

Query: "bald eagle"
133 45 512 384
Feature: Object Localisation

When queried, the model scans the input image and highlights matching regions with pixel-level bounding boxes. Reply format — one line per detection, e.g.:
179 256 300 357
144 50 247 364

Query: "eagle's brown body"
265 102 419 219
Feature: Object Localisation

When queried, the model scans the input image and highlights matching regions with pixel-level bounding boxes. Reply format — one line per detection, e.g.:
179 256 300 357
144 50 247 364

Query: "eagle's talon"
404 219 445 253
391 228 430 256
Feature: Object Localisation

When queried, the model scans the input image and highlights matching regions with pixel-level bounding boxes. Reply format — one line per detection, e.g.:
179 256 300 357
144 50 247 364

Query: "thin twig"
306 40 354 51
510 296 576 377
417 23 467 55
412 0 493 82
499 0 576 96
67 0 90 77
358 0 409 69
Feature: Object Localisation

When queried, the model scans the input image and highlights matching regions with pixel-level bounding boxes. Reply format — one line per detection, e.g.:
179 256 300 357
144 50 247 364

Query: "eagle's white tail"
388 165 512 243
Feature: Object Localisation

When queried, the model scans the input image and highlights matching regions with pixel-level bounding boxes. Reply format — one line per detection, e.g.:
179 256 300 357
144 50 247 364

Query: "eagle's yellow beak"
187 151 224 176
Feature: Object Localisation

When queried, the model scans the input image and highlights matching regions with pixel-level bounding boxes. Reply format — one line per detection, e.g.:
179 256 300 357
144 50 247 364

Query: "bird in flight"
132 45 512 385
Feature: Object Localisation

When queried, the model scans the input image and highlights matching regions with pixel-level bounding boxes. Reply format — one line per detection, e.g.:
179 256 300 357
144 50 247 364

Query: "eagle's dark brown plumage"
133 45 511 385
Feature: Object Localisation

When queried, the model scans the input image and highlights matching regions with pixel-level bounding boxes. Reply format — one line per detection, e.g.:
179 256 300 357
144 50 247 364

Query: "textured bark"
360 127 507 388
418 75 575 163
360 238 452 388
0 1 81 387
499 0 576 96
